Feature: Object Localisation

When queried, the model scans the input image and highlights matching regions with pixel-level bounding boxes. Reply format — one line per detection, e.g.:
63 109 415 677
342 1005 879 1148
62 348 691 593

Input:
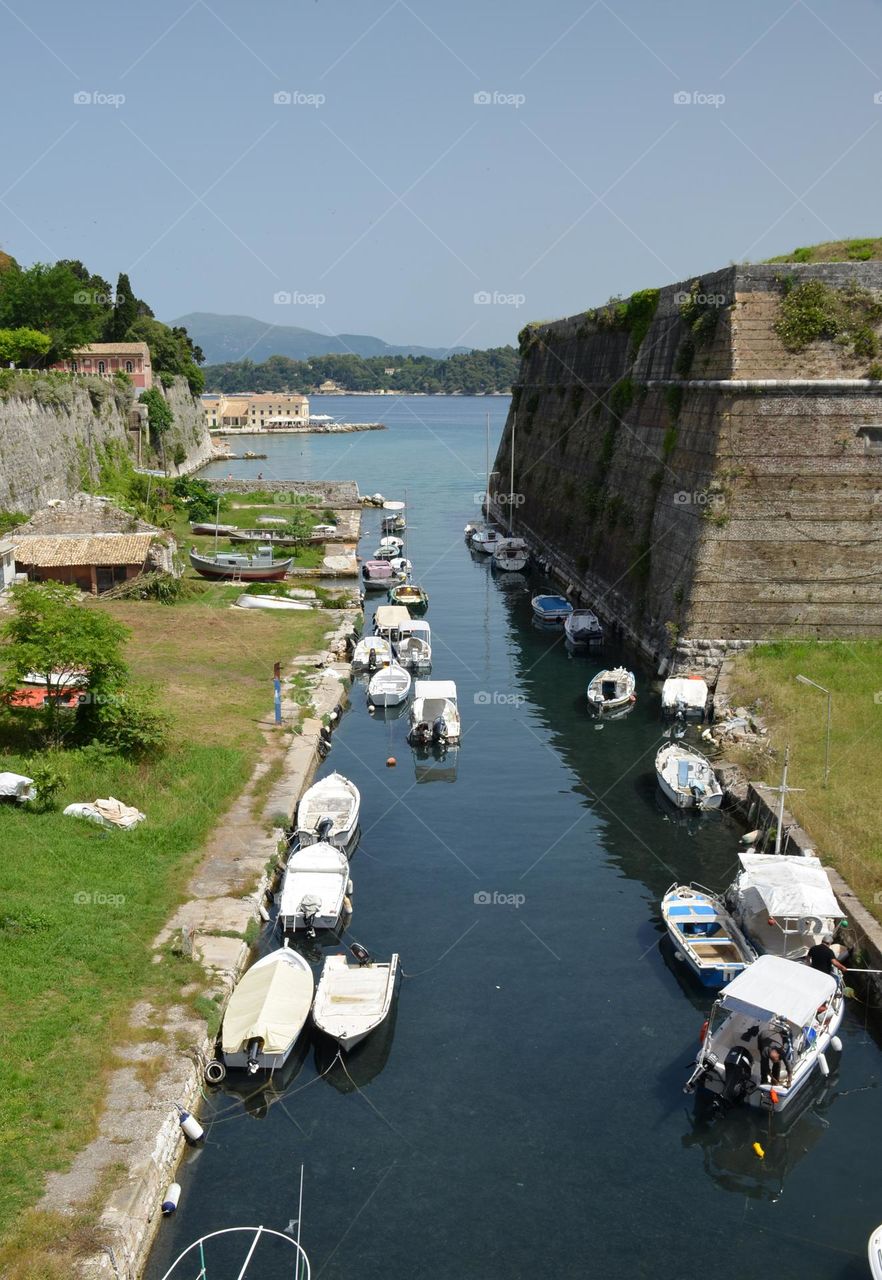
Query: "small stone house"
12 494 176 594
0 536 15 590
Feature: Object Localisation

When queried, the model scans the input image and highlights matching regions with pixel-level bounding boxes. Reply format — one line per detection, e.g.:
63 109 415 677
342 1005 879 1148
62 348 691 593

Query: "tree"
128 316 205 395
141 386 174 440
104 271 139 342
0 326 51 366
0 261 107 362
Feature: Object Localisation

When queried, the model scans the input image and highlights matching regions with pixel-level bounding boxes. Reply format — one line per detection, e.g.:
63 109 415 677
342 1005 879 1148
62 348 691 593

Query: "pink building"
53 341 153 389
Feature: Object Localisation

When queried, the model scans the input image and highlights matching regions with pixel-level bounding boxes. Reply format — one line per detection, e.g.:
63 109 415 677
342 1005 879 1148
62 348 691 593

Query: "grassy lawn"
0 596 329 1241
727 640 882 914
172 505 328 571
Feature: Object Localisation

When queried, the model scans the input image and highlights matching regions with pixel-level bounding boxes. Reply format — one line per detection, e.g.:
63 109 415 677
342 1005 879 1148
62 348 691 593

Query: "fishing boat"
220 944 314 1073
683 954 844 1112
190 521 239 536
655 742 723 810
870 1224 882 1280
492 537 529 573
188 546 293 581
661 884 756 987
531 594 573 625
587 667 636 714
351 635 393 672
361 559 406 592
278 842 352 934
662 675 709 719
235 594 313 612
295 772 361 850
312 948 400 1050
368 661 412 707
373 604 412 642
389 582 429 614
408 679 461 745
394 619 432 670
381 499 406 534
564 608 603 645
724 852 844 960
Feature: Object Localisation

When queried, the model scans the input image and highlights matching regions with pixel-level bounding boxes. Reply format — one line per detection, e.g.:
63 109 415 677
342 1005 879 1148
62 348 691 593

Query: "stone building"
201 392 309 429
52 341 153 389
0 536 16 590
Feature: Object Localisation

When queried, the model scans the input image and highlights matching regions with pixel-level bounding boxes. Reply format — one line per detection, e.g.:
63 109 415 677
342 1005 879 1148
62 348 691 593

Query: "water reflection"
411 742 459 784
314 996 400 1093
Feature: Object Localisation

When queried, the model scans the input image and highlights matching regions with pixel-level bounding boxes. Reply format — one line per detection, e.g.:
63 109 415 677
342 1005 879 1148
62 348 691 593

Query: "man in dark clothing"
758 1029 792 1087
807 933 847 976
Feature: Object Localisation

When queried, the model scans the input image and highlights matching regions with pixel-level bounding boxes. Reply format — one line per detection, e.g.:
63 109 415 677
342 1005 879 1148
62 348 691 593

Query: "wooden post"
273 661 282 725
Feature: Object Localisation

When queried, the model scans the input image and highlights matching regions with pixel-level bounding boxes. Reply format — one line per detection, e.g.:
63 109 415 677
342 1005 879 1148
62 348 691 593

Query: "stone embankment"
201 478 362 507
210 422 384 435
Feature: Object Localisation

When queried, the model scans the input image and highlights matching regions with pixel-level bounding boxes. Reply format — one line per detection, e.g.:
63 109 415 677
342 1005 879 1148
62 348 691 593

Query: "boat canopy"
719 954 837 1027
375 605 411 631
414 679 457 703
662 676 708 712
363 560 394 576
382 500 406 511
736 852 841 920
400 619 431 639
221 956 313 1056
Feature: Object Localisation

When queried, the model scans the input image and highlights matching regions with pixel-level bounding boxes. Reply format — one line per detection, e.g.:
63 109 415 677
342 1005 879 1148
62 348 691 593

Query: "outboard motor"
316 816 334 842
410 720 430 746
246 1037 262 1075
351 942 372 966
299 893 322 939
431 715 448 744
368 646 379 672
721 1045 754 1105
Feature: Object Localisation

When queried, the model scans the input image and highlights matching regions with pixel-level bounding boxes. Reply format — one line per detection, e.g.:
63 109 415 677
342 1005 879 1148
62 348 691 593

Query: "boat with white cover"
662 675 709 719
312 949 400 1050
221 944 314 1073
725 852 844 960
394 618 432 670
373 604 412 641
408 679 461 745
362 559 406 592
655 742 723 810
564 608 603 645
587 667 636 714
278 842 352 933
295 772 361 850
531 594 573 625
235 594 313 612
351 635 393 672
683 954 844 1112
492 537 529 572
368 661 412 707
662 884 756 987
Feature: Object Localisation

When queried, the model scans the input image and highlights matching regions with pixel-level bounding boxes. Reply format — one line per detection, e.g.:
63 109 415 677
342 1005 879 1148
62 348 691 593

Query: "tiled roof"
69 342 151 356
13 533 155 567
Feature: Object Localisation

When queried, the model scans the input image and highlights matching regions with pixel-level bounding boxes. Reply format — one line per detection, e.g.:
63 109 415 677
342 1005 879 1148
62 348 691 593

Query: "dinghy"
661 884 756 987
683 954 844 1112
389 582 429 614
190 521 239 536
662 675 709 719
368 661 412 707
221 944 314 1073
235 594 313 612
394 619 432 670
564 609 603 645
295 772 361 850
409 679 461 745
531 594 573 625
587 667 636 713
189 546 293 581
655 742 723 810
278 842 352 934
351 635 393 672
492 537 529 572
725 853 844 960
312 948 400 1050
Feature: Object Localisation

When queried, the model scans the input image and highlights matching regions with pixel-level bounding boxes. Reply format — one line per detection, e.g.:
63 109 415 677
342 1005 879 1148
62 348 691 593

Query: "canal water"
148 398 880 1279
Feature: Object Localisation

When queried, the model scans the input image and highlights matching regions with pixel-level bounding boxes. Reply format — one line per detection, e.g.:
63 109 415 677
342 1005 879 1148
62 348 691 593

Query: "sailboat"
492 412 530 572
466 411 502 552
389 491 429 613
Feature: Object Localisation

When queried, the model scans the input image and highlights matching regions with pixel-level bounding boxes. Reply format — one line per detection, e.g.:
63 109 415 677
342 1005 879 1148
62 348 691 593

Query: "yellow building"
202 393 310 429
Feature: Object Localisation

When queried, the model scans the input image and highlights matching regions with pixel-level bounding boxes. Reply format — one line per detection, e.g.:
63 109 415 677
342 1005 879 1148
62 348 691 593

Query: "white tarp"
63 797 146 830
662 677 708 712
374 605 411 632
721 954 837 1027
737 852 841 919
414 680 457 702
0 771 35 802
221 952 314 1056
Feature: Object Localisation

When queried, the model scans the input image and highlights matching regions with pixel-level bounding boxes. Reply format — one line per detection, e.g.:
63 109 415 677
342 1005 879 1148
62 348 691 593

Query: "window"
98 361 106 374
125 361 133 373
70 360 78 372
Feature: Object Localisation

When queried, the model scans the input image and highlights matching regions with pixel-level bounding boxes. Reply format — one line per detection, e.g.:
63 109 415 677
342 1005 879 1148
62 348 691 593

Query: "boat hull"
657 771 723 811
189 551 292 581
389 587 428 614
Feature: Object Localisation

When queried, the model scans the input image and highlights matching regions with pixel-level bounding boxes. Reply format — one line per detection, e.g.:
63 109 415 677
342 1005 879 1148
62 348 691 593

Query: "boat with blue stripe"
662 883 756 988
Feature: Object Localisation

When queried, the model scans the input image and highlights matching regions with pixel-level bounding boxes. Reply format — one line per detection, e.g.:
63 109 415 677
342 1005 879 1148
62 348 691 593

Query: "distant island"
203 348 519 395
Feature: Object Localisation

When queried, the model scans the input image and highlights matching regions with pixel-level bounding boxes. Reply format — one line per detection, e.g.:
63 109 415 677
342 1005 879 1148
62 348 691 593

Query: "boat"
295 772 361 850
683 954 845 1112
662 675 709 719
373 604 412 641
311 522 338 537
394 618 432 670
278 842 352 934
312 949 400 1051
372 543 403 561
235 594 313 612
220 944 314 1073
189 546 293 581
381 500 406 534
655 742 723 810
564 608 603 645
870 1224 882 1280
368 661 412 706
351 635 393 672
587 667 636 713
255 515 287 526
470 527 502 555
661 884 756 987
190 521 239 535
724 852 844 960
409 679 461 745
159 1226 310 1280
531 594 573 625
389 582 429 614
492 537 529 573
378 535 404 551
362 559 406 592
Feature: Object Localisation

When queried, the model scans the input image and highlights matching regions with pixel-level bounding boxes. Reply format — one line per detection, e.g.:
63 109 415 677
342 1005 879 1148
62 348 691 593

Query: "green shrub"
24 756 67 812
86 685 169 758
791 247 813 263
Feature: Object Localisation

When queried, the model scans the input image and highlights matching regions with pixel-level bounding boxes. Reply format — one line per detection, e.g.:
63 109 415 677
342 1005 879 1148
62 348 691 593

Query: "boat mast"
296 1164 305 1280
214 494 220 557
509 410 516 534
485 411 490 521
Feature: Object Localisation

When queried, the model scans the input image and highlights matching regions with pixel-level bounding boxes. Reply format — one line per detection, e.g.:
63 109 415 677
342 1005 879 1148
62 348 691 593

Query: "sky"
2 0 882 351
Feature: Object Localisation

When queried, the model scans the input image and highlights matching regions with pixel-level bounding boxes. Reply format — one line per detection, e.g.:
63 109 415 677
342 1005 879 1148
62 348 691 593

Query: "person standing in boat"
758 1030 792 1088
806 933 847 977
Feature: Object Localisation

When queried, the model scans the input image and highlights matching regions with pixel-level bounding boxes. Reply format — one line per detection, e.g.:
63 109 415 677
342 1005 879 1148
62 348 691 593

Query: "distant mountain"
170 312 470 365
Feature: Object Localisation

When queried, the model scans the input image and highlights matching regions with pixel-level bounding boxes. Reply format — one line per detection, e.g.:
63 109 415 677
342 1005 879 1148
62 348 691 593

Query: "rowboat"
295 772 361 850
564 608 603 645
409 679 461 745
368 661 412 706
278 842 352 934
220 944 314 1073
492 537 529 572
235 594 313 612
531 594 573 625
190 521 239 535
312 950 400 1050
724 853 844 960
661 883 756 987
351 635 393 672
389 582 429 614
655 742 723 810
189 547 293 581
662 675 709 719
587 667 636 713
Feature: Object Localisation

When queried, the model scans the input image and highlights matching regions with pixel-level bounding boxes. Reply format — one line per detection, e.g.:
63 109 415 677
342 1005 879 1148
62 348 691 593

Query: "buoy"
752 1142 765 1160
368 704 376 714
342 895 353 915
162 1183 181 1216
769 1088 779 1106
830 1035 843 1052
177 1107 204 1143
386 756 396 767
818 1052 830 1077
204 1059 226 1085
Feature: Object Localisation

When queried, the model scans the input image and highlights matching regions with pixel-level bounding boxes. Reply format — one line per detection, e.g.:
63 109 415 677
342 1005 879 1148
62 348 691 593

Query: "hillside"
765 237 882 264
170 311 470 365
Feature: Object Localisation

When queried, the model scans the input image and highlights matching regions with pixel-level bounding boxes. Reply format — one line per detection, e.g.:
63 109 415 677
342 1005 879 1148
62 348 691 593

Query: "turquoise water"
148 397 879 1280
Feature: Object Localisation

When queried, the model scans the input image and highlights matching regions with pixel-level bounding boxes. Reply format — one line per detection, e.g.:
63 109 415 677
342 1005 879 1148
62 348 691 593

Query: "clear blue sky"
2 0 882 350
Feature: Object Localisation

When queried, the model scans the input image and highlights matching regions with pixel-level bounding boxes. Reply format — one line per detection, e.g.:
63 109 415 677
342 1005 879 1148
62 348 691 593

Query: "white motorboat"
492 537 529 572
394 618 432 670
564 609 603 645
661 884 756 987
470 527 502 555
661 675 709 719
295 772 361 850
683 954 844 1112
368 661 412 707
409 679 461 745
725 852 844 960
372 543 404 561
587 667 636 713
870 1223 882 1280
235 594 313 612
278 842 352 934
220 944 314 1073
655 742 723 810
351 635 393 672
378 535 404 551
312 949 400 1050
531 594 573 625
373 605 412 642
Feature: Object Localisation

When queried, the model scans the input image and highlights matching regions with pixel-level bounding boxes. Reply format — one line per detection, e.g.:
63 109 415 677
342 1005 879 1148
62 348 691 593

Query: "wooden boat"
683 954 844 1112
313 949 400 1050
351 635 393 671
409 679 461 745
235 594 312 612
662 675 709 719
531 594 573 625
295 772 361 850
188 547 292 581
220 944 314 1073
565 608 603 645
368 661 412 706
389 582 429 614
661 884 756 987
362 559 406 592
587 667 636 713
190 521 239 536
725 853 843 960
278 841 352 934
492 537 529 572
655 742 723 810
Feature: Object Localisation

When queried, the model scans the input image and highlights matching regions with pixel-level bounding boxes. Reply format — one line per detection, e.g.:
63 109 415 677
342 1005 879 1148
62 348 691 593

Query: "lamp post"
795 674 831 787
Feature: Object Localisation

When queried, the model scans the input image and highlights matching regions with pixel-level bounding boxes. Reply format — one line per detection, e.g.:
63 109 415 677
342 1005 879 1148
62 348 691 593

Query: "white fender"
178 1108 204 1142
830 1036 843 1052
817 1052 830 1077
162 1183 181 1215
